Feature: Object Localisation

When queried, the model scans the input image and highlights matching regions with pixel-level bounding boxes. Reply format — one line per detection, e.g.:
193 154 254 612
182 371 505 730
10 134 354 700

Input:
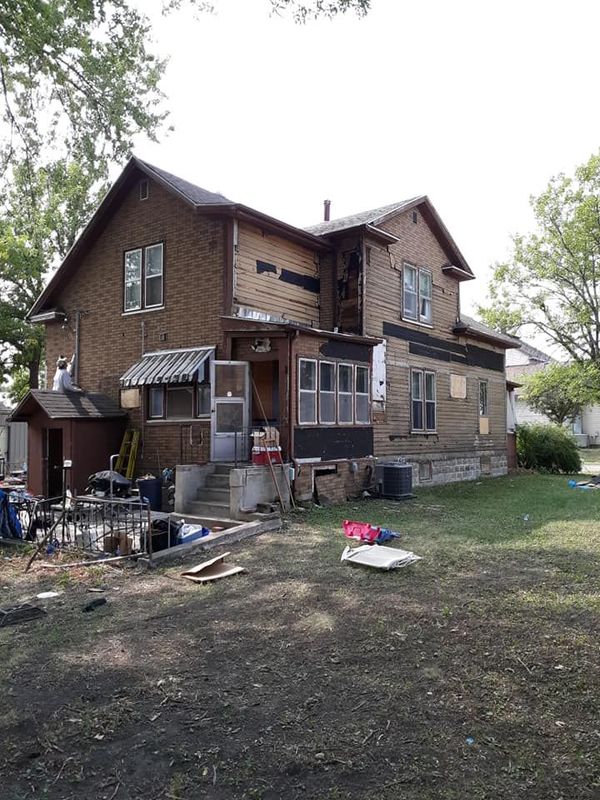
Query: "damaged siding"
363 210 507 470
235 222 320 326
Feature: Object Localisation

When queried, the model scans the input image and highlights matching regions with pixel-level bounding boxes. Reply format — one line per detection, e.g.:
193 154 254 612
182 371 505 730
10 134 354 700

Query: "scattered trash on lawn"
176 523 210 545
569 477 600 490
83 598 107 613
0 603 47 627
36 591 61 599
341 544 421 570
343 519 401 545
181 552 245 584
466 736 475 746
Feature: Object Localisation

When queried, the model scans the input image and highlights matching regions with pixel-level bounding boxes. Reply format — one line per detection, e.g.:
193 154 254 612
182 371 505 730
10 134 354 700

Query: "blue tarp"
0 490 23 539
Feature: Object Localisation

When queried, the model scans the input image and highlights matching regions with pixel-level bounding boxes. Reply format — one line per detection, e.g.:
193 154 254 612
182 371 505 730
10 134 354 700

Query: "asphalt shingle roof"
137 159 234 207
457 315 522 348
305 197 423 236
17 390 126 420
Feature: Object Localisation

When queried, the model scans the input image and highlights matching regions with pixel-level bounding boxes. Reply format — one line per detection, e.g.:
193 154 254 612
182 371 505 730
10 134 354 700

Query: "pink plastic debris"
343 520 381 543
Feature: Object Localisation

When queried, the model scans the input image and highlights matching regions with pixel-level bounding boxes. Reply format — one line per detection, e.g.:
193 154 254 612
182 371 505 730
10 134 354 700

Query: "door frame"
210 360 251 462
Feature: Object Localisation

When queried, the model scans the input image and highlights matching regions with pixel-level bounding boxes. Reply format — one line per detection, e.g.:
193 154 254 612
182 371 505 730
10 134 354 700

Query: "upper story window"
403 263 432 325
124 242 164 312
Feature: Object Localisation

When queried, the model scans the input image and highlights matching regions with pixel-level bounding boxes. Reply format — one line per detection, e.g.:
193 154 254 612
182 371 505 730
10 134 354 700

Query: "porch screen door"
211 361 250 462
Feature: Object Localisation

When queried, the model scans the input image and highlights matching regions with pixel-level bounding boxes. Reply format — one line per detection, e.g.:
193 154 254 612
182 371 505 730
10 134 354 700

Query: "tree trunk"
28 358 39 390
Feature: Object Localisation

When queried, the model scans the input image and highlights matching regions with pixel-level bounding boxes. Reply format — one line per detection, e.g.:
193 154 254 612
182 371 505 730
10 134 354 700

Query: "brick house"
14 156 517 504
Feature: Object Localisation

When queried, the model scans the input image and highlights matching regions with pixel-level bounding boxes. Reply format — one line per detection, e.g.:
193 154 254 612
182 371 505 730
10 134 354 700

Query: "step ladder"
115 430 140 480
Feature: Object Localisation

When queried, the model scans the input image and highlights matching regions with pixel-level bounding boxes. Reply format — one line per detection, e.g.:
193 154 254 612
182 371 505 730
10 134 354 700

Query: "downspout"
73 310 81 384
140 320 146 470
288 329 298 464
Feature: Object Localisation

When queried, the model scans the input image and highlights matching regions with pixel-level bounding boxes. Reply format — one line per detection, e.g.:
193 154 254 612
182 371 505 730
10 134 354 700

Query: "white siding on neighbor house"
507 390 517 432
515 397 549 427
582 405 600 444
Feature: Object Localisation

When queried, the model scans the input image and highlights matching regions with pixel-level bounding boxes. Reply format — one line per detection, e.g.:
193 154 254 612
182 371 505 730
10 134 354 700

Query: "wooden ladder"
115 430 140 480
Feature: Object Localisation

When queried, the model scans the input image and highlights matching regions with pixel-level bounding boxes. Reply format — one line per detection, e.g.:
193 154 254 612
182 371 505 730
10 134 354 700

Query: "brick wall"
44 171 227 473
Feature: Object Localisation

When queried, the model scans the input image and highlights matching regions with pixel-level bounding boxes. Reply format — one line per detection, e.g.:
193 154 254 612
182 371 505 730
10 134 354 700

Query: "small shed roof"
454 315 521 349
120 346 214 388
10 390 126 421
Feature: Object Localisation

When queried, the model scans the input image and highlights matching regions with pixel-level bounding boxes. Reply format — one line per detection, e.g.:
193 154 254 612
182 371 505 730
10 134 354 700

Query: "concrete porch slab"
142 515 282 565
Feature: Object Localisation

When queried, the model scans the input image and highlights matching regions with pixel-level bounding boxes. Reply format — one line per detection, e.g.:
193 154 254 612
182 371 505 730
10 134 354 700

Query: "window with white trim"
355 365 370 423
124 242 164 312
319 361 336 424
411 369 436 432
299 359 317 424
338 364 354 423
403 263 433 324
297 359 371 425
147 357 212 421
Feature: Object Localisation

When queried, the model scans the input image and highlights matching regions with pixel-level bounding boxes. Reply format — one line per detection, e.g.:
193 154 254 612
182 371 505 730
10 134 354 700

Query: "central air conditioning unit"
374 461 413 500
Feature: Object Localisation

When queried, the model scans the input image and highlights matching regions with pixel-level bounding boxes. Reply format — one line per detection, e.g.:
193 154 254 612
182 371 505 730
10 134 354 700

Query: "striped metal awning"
120 347 214 388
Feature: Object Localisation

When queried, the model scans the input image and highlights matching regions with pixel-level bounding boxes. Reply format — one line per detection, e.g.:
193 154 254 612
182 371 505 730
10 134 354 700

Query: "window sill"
410 429 438 435
122 306 165 317
146 417 210 424
401 317 434 329
297 422 372 428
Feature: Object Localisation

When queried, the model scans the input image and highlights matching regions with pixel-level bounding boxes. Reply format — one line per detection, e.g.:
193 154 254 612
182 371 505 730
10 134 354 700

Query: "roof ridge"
305 196 423 235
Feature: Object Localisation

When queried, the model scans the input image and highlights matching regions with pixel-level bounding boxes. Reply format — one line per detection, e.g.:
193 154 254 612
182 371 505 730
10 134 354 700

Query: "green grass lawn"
1 473 600 799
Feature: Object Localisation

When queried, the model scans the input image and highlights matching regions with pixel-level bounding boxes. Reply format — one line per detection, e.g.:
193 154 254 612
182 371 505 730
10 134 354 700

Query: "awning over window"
120 347 214 388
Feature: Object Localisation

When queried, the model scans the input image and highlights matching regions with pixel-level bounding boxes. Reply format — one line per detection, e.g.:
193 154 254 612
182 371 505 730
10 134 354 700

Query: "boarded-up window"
450 374 466 399
120 388 141 409
372 341 387 411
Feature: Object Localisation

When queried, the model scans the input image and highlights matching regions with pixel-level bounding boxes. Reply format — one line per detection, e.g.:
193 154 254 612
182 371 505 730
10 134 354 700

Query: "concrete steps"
188 499 231 518
205 473 230 489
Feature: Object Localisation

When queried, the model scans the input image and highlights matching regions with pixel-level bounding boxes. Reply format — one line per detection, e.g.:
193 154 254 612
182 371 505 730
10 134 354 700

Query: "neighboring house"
12 157 518 502
0 402 27 475
506 341 600 445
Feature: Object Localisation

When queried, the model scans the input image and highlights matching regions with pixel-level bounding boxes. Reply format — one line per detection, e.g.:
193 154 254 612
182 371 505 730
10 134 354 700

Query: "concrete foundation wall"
398 450 508 487
229 464 291 517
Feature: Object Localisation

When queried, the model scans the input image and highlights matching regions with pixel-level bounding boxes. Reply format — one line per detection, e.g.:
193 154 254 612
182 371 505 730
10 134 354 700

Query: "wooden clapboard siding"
364 207 508 459
235 222 320 325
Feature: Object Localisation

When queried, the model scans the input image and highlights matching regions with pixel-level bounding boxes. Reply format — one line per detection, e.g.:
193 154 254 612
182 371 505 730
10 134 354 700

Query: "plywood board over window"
450 374 467 399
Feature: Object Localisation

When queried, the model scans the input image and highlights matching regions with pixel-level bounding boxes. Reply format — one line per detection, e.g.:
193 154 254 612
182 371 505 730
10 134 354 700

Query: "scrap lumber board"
0 603 47 627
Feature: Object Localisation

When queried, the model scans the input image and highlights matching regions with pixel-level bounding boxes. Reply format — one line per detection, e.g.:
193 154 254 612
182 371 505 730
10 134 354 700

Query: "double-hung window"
319 362 336 424
403 263 432 324
411 369 436 432
124 242 164 312
338 364 354 424
299 359 317 424
355 366 370 423
298 360 371 425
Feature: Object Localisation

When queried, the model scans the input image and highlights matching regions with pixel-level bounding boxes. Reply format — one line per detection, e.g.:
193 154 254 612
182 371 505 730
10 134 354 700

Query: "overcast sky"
134 0 600 318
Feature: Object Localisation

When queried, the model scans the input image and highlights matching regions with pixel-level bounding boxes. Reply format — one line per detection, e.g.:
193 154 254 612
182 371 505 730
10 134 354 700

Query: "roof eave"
442 265 475 282
453 323 519 350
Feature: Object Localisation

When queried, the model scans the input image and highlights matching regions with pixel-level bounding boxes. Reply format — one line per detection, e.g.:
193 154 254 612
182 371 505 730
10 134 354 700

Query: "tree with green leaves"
521 361 600 426
0 158 108 396
479 151 600 360
0 0 372 403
